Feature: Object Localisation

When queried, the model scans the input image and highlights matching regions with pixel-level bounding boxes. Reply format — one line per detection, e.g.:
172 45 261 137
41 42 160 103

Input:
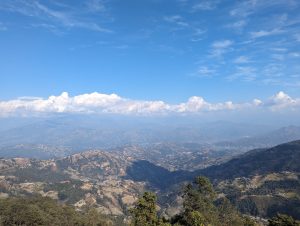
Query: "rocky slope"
198 140 300 220
0 151 145 216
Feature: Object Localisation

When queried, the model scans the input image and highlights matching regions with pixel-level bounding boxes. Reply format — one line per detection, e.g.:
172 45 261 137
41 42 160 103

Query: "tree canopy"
0 196 113 226
268 214 300 226
131 176 259 226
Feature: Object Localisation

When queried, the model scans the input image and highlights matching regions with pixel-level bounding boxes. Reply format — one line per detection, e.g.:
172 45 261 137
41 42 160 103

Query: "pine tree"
172 176 258 226
172 176 219 226
130 192 160 226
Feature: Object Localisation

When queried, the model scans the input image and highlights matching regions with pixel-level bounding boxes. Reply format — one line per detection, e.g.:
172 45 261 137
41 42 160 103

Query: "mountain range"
0 140 299 220
0 116 284 159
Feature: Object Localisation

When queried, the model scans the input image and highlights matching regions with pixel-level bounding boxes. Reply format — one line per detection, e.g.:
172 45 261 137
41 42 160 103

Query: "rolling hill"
200 140 300 179
198 140 300 220
0 140 300 220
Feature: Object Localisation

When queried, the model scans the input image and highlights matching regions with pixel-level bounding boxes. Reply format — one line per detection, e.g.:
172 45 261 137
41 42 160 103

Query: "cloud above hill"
0 91 300 117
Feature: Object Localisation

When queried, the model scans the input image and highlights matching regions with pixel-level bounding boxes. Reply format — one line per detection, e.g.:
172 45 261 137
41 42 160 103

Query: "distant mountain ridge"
123 140 300 190
201 140 300 180
215 125 300 149
0 117 277 159
196 140 300 220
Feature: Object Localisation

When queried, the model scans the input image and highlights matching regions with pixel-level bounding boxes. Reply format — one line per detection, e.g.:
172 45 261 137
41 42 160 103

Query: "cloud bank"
1 91 300 117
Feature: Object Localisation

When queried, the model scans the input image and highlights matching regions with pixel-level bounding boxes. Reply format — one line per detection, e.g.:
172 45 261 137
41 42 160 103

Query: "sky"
0 0 300 117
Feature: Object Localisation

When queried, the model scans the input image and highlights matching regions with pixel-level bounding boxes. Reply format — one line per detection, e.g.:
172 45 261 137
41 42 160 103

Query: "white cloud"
1 91 300 117
270 47 288 52
0 92 170 116
210 40 233 57
234 56 250 64
192 1 219 11
164 15 189 27
253 99 263 106
230 0 297 18
289 52 300 58
262 63 284 78
271 91 294 104
191 28 206 42
229 0 257 17
225 20 247 30
271 54 285 61
34 2 111 33
266 91 300 110
227 66 257 81
86 0 106 12
195 66 216 77
172 96 239 113
212 40 233 48
250 29 285 39
0 0 111 33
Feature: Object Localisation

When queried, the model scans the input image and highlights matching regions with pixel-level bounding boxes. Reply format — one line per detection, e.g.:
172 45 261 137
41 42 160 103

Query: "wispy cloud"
210 40 233 57
212 40 233 48
192 0 219 11
229 0 258 18
164 15 189 27
230 0 298 18
191 28 206 42
234 56 250 64
271 54 285 61
289 52 300 58
35 1 112 32
225 20 247 31
0 0 112 33
0 22 7 31
270 47 288 52
295 34 300 42
163 14 208 43
250 28 285 39
193 66 216 77
86 0 106 12
30 23 64 35
262 63 284 78
227 66 257 81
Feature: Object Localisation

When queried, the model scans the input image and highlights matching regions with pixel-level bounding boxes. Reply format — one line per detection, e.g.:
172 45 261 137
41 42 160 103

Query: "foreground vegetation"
0 176 299 226
0 196 119 226
130 176 300 226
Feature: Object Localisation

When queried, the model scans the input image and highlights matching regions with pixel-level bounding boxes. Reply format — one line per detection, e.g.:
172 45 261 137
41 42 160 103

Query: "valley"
0 140 299 224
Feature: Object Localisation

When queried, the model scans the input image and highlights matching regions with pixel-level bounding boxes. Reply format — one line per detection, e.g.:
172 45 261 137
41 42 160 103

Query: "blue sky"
0 0 300 115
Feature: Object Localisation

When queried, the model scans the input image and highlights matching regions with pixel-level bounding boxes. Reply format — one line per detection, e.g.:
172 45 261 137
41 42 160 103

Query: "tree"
242 216 257 226
130 192 159 226
172 176 258 226
268 214 300 226
83 208 113 226
130 192 171 226
185 211 206 226
172 176 219 226
217 197 244 226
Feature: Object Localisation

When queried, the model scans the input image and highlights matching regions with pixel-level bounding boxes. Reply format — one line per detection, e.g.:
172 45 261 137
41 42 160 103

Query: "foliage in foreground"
171 176 257 226
130 191 170 226
130 176 259 226
0 196 113 226
1 177 299 226
268 214 300 226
